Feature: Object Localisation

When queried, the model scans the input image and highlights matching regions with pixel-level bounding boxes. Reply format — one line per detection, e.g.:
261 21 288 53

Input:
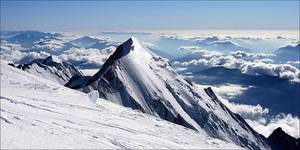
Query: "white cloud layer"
1 38 115 68
246 114 300 138
229 51 275 60
190 49 223 58
32 38 65 51
0 40 50 63
59 46 115 68
175 49 300 82
160 31 299 41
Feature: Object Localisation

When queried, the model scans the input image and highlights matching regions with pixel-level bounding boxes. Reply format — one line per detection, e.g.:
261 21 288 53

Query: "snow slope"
66 37 269 150
0 62 242 149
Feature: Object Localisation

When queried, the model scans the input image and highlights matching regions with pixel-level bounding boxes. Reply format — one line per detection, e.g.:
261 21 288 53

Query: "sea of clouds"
174 48 300 82
0 35 115 68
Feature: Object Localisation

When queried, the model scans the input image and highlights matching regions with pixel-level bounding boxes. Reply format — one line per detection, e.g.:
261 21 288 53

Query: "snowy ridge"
10 56 82 85
66 37 270 149
0 62 242 149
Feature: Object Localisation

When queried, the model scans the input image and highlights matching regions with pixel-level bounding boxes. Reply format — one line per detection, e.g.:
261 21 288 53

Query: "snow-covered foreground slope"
0 62 242 149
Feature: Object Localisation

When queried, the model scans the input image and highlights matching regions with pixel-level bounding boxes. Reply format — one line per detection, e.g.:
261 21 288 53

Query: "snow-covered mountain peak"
66 37 270 149
118 37 135 53
100 37 158 68
120 37 146 54
126 37 156 59
127 37 141 47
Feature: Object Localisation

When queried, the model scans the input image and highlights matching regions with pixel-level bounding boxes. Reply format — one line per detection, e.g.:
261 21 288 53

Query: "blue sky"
1 0 299 31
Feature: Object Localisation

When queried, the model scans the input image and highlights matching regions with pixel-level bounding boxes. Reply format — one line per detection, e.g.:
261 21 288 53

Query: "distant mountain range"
195 36 251 53
2 31 63 48
1 31 115 52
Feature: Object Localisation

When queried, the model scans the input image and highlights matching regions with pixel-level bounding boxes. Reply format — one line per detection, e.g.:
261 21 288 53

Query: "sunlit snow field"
1 61 243 149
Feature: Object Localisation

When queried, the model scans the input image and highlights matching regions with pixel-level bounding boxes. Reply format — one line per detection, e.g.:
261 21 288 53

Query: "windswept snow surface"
0 62 242 149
